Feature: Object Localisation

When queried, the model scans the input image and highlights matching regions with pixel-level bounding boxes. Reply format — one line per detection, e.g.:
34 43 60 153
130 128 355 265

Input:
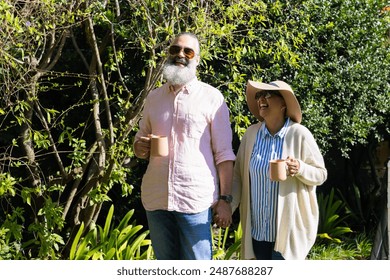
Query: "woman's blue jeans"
146 209 212 260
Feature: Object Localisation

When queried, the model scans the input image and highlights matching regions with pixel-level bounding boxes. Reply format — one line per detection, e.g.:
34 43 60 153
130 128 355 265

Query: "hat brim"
245 80 302 123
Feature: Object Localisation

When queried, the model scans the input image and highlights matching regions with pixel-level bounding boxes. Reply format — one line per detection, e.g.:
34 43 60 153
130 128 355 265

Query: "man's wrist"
218 194 233 203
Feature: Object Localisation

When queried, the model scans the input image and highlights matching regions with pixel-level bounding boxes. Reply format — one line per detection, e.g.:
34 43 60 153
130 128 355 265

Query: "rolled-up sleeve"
211 100 236 165
134 98 151 140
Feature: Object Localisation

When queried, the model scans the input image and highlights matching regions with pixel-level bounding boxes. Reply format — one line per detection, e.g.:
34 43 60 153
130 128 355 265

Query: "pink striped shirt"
134 78 236 213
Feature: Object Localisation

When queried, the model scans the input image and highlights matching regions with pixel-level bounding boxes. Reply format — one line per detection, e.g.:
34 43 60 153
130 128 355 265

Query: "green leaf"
69 223 84 260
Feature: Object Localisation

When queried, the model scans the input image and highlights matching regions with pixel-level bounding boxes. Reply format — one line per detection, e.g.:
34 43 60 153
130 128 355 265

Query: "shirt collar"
168 77 198 95
259 118 290 139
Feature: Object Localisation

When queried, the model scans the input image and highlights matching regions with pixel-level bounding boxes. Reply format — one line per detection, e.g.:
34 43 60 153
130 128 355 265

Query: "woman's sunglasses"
255 90 283 100
168 45 196 59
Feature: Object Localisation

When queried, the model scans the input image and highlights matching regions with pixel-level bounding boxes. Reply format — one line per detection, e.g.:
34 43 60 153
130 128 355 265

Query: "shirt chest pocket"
185 113 209 139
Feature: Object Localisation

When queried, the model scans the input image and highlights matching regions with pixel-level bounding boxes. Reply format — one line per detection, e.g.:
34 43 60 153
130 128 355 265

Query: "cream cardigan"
231 121 327 260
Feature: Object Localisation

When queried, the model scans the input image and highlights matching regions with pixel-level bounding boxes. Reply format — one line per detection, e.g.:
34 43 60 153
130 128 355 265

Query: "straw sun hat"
246 80 302 123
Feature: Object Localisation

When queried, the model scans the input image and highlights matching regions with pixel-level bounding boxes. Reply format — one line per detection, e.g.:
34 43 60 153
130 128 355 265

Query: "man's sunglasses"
168 45 196 59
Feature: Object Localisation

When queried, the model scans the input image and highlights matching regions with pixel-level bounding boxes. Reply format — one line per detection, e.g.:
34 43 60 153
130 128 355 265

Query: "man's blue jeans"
146 209 212 260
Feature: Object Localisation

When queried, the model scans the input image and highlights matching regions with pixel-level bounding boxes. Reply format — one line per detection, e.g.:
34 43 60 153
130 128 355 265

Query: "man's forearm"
217 160 234 195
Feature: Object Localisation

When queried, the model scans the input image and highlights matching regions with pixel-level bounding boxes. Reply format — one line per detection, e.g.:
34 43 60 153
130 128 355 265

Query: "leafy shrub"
212 223 242 260
0 208 24 260
308 232 372 260
317 188 353 243
69 205 152 260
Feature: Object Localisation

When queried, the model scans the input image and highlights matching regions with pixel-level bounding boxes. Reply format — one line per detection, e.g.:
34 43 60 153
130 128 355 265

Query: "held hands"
212 200 232 229
286 156 300 177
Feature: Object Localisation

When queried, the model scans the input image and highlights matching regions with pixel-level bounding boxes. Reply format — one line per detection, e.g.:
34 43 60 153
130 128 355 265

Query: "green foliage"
193 0 306 138
317 188 353 243
337 183 368 229
308 232 372 260
0 173 17 197
1 187 66 259
291 0 390 157
0 208 25 260
224 223 243 260
69 205 152 260
212 223 242 260
22 198 66 259
0 0 388 260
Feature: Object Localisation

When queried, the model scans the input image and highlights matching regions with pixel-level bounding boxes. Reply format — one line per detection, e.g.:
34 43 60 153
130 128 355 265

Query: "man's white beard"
162 58 197 86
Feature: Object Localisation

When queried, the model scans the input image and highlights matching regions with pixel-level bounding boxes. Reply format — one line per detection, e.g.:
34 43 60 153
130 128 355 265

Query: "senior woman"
231 80 327 260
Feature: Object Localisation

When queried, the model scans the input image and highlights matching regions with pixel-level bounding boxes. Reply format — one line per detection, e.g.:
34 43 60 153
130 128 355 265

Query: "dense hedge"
0 0 389 259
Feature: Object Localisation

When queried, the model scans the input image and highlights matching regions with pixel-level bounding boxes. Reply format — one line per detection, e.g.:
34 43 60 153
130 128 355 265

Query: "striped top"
249 118 290 241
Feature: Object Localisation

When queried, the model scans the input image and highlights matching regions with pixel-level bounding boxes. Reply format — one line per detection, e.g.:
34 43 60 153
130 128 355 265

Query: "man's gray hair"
173 32 201 55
